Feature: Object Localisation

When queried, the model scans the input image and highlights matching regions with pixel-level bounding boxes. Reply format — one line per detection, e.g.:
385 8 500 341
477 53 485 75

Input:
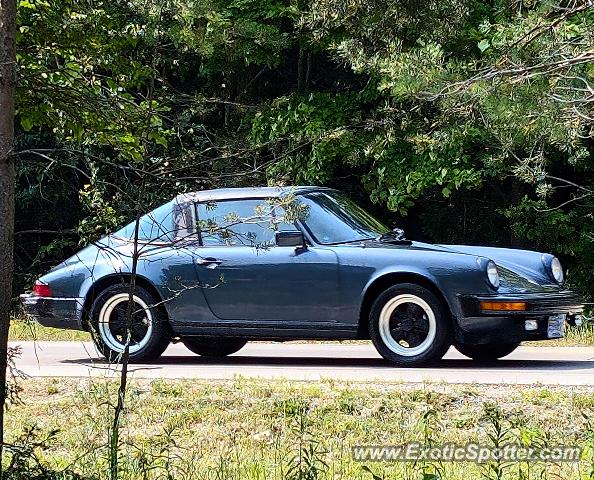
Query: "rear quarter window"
114 202 174 242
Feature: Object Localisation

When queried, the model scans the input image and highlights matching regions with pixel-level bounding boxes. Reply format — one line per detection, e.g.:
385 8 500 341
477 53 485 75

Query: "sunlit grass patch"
9 315 90 341
4 378 594 479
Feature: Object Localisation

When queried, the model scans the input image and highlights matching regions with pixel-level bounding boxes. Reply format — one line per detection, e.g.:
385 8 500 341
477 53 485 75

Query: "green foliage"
166 0 297 69
4 426 89 479
252 92 366 184
506 198 594 292
17 0 157 158
77 184 124 244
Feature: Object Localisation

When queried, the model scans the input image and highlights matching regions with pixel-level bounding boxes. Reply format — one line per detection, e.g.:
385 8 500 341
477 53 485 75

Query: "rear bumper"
20 294 84 330
456 291 584 344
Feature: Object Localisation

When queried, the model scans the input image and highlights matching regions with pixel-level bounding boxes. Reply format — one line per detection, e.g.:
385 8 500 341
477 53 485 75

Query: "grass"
4 377 594 479
522 320 594 347
9 317 90 341
559 320 594 345
9 315 594 346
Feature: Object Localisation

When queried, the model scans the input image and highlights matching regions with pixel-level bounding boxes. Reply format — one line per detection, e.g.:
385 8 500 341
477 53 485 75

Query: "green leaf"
478 39 490 52
20 116 34 131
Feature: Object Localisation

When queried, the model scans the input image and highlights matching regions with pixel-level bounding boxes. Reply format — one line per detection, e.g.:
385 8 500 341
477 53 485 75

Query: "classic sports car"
21 186 584 366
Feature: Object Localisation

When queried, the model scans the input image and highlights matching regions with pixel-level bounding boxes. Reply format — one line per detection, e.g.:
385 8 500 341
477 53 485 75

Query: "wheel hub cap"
378 294 437 357
98 293 154 355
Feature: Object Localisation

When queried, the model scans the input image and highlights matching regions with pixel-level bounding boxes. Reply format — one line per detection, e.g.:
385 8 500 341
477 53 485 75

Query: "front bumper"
20 294 84 330
456 291 584 344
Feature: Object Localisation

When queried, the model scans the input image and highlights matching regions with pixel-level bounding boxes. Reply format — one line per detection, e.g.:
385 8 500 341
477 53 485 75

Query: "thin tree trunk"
305 52 311 91
109 210 141 480
0 0 17 474
509 179 523 247
297 47 305 92
110 34 156 475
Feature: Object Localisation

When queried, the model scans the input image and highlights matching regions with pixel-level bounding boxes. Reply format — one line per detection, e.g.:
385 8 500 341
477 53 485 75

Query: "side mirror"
275 231 306 248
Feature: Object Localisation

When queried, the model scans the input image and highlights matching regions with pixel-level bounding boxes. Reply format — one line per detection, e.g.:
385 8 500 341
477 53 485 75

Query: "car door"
129 199 217 327
193 198 340 323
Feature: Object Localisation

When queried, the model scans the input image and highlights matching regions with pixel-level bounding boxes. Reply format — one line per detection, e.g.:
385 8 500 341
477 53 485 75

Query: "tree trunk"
297 47 305 92
0 0 17 472
509 179 523 247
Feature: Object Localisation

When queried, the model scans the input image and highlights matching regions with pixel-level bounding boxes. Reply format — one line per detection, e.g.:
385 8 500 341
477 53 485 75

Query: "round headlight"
551 257 564 284
487 260 500 289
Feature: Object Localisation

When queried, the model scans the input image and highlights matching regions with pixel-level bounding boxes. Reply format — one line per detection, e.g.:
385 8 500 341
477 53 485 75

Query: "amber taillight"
32 281 52 297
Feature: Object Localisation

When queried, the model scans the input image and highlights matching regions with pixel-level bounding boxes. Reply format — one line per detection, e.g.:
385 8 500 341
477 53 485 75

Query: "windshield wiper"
328 237 375 245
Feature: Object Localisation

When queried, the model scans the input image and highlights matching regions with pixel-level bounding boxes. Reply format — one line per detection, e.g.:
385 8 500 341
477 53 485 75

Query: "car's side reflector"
480 301 527 312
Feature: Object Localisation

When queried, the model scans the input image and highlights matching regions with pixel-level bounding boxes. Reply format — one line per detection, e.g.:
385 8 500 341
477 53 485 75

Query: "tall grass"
2 378 594 479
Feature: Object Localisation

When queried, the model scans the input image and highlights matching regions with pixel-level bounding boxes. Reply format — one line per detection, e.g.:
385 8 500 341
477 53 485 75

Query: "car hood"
357 239 560 293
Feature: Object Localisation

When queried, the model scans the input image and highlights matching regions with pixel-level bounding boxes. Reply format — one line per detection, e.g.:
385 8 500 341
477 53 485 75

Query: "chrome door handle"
195 257 223 268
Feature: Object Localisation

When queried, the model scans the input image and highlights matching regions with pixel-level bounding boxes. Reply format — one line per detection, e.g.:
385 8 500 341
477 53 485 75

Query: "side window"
114 202 174 242
173 197 197 241
137 202 175 241
197 199 283 247
275 206 301 233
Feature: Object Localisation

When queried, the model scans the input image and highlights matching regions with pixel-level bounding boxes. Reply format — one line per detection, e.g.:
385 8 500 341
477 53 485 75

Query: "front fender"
337 243 503 323
360 265 463 319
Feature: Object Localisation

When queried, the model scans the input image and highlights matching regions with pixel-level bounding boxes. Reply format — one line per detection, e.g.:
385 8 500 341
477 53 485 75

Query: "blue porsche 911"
21 186 584 366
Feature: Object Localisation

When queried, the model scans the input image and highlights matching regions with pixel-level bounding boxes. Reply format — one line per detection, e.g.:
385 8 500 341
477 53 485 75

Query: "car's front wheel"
182 337 247 357
455 341 520 361
369 283 451 366
90 284 170 363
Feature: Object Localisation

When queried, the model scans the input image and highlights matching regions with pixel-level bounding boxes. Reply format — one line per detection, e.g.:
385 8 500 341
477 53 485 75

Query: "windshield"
299 191 388 244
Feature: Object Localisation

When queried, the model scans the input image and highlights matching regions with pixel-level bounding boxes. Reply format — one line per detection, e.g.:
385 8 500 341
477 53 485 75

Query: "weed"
414 408 445 480
286 407 328 480
4 426 90 480
584 410 594 480
479 403 514 480
272 396 310 418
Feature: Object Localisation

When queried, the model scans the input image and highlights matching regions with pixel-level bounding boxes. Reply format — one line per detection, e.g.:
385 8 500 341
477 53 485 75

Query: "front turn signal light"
480 301 527 312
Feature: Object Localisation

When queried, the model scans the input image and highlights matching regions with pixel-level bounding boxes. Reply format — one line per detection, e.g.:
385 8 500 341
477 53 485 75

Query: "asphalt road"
10 341 594 386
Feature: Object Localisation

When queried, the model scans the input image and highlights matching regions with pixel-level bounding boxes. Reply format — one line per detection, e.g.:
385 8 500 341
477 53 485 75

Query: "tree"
254 0 594 297
0 0 16 471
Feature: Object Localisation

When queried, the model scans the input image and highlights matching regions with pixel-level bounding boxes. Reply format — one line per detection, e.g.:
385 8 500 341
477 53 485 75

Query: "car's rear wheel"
90 284 170 363
182 337 247 357
369 283 451 366
455 341 520 361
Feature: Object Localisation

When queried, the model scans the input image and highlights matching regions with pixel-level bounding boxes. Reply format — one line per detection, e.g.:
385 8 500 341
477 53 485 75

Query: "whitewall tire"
90 284 170 362
369 283 451 366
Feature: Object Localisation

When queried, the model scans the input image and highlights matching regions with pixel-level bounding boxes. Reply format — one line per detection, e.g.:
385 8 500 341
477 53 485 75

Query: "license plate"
547 314 566 338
